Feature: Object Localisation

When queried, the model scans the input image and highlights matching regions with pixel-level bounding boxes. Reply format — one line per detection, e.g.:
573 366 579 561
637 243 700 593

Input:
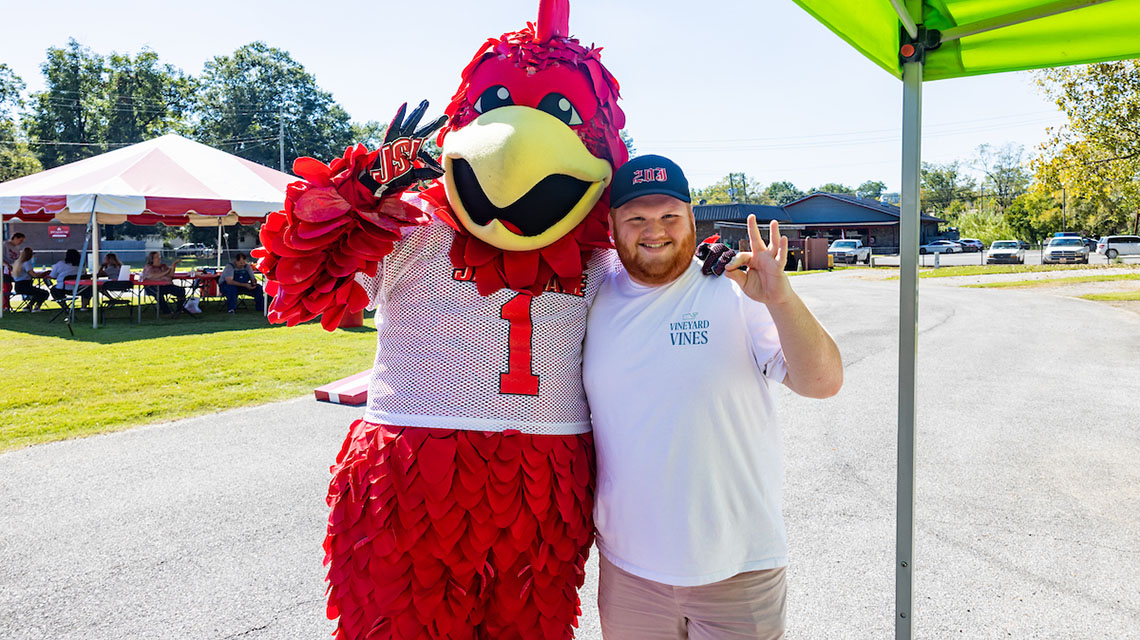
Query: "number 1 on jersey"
500 294 539 396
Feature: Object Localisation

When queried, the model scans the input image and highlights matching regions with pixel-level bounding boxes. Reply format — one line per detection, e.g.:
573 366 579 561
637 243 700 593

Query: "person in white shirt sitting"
49 249 91 309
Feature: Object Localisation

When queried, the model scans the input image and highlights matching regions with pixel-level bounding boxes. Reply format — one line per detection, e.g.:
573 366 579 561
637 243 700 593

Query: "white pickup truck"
828 239 872 264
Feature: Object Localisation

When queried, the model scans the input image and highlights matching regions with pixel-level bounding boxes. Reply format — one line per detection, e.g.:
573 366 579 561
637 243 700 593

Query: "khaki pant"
598 555 787 640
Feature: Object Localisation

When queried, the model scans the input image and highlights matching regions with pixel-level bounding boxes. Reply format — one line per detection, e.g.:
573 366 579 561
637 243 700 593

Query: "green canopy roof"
793 0 1140 81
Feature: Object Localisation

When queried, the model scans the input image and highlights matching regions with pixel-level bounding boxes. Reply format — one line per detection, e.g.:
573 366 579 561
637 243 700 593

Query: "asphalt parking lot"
2 272 1138 639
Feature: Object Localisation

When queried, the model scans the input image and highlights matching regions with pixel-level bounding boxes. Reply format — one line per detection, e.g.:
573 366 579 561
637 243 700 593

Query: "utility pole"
279 106 285 172
728 173 737 203
1061 184 1067 231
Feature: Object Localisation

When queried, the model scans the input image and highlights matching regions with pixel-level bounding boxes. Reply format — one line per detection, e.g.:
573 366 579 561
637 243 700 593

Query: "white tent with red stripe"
0 134 292 225
0 134 295 324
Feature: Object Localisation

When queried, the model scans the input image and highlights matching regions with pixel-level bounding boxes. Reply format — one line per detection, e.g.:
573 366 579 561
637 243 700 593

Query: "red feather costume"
254 2 628 638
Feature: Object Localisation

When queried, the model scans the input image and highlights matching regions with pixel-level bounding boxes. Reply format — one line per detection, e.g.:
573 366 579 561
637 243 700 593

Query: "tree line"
691 175 889 207
0 39 362 181
689 61 1140 245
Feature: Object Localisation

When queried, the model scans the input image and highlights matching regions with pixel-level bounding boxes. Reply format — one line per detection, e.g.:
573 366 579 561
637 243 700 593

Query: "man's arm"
725 215 843 399
763 289 842 399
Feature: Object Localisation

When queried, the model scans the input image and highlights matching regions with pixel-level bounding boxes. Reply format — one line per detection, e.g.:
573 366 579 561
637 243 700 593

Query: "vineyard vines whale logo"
669 311 710 346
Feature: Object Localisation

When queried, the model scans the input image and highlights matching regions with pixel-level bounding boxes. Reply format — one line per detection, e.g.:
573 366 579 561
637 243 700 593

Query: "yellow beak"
442 106 612 252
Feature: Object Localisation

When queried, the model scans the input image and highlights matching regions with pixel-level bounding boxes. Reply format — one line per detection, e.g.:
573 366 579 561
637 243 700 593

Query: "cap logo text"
631 168 668 185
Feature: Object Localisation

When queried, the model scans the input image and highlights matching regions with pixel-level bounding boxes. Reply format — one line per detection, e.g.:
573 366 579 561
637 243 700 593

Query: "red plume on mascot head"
423 0 628 296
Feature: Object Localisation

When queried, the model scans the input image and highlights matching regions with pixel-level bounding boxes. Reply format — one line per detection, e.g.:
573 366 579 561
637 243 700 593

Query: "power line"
0 135 278 147
40 87 289 111
640 112 1066 152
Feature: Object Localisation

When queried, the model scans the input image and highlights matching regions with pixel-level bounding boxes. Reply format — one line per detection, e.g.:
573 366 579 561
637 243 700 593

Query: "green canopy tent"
787 1 1140 637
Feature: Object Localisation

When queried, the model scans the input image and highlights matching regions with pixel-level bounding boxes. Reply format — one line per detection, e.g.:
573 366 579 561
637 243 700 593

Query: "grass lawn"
963 274 1140 289
887 264 1140 279
1079 291 1140 301
0 309 375 451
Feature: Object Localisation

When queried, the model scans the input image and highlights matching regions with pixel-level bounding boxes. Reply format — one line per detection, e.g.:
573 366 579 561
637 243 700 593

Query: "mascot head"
429 0 627 295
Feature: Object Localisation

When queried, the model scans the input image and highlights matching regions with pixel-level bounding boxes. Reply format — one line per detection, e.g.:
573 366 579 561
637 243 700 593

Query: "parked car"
1082 237 1098 251
919 240 962 254
986 240 1025 265
1096 235 1140 259
173 243 215 258
956 237 984 252
1042 237 1089 264
827 239 872 264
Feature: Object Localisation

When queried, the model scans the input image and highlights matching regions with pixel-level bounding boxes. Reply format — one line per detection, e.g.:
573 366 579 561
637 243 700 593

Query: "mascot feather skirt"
255 1 633 637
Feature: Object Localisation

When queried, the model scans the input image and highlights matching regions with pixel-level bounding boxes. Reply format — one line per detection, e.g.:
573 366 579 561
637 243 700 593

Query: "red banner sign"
48 225 69 239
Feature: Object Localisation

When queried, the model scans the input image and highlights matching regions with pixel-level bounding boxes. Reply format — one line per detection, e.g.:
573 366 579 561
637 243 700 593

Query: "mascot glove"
696 236 738 276
359 100 448 198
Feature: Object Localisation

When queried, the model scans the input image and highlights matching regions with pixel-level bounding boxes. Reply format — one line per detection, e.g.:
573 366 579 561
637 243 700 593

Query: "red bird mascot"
255 1 627 638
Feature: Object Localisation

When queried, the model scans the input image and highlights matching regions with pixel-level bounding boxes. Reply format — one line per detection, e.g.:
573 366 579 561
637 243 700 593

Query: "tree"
350 120 388 149
195 42 354 170
24 41 191 170
0 64 41 180
856 180 886 200
920 161 975 215
809 182 855 195
1006 191 1062 243
763 181 804 205
974 143 1030 211
24 39 108 168
691 173 770 205
103 49 194 144
1032 61 1140 235
620 129 636 158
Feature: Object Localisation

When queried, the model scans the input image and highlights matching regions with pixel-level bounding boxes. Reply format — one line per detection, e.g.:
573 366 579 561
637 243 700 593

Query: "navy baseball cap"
609 155 691 209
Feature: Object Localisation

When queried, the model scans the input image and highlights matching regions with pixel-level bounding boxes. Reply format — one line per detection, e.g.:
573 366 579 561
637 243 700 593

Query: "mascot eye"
473 85 514 114
537 93 584 126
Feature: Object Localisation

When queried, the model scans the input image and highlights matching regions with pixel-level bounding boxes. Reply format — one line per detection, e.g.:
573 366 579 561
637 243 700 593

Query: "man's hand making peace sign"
724 214 795 308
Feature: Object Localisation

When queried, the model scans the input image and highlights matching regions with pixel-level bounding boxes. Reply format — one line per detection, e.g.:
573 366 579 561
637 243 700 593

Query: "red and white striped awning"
0 134 293 226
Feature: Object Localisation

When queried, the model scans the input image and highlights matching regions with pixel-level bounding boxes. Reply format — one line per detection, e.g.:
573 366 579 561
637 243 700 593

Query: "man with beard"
583 155 843 639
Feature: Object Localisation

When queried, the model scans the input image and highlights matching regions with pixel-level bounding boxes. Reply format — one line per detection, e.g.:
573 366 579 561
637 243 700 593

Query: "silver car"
986 240 1025 265
919 240 962 254
1096 235 1140 259
1042 237 1089 264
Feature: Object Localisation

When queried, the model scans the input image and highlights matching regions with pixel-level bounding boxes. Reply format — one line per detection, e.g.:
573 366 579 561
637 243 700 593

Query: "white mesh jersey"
356 217 620 435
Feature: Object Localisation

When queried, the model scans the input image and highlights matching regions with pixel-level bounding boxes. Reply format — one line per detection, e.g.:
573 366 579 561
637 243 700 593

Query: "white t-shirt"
50 261 79 289
583 258 788 587
355 217 620 435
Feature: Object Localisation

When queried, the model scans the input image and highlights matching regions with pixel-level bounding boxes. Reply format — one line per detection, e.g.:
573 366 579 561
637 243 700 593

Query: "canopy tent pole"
939 0 1116 42
216 224 223 268
91 218 100 328
67 197 97 330
895 24 923 640
887 0 919 38
1 211 6 320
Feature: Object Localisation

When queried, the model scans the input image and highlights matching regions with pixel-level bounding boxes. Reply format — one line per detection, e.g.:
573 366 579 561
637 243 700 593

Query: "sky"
2 0 1067 193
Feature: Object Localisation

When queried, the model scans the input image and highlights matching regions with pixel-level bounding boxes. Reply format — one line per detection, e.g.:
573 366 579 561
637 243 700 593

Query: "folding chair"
98 280 134 323
3 281 31 312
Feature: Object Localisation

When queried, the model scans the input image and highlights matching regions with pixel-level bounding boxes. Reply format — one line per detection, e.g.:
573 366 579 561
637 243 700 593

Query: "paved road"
2 273 1138 639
